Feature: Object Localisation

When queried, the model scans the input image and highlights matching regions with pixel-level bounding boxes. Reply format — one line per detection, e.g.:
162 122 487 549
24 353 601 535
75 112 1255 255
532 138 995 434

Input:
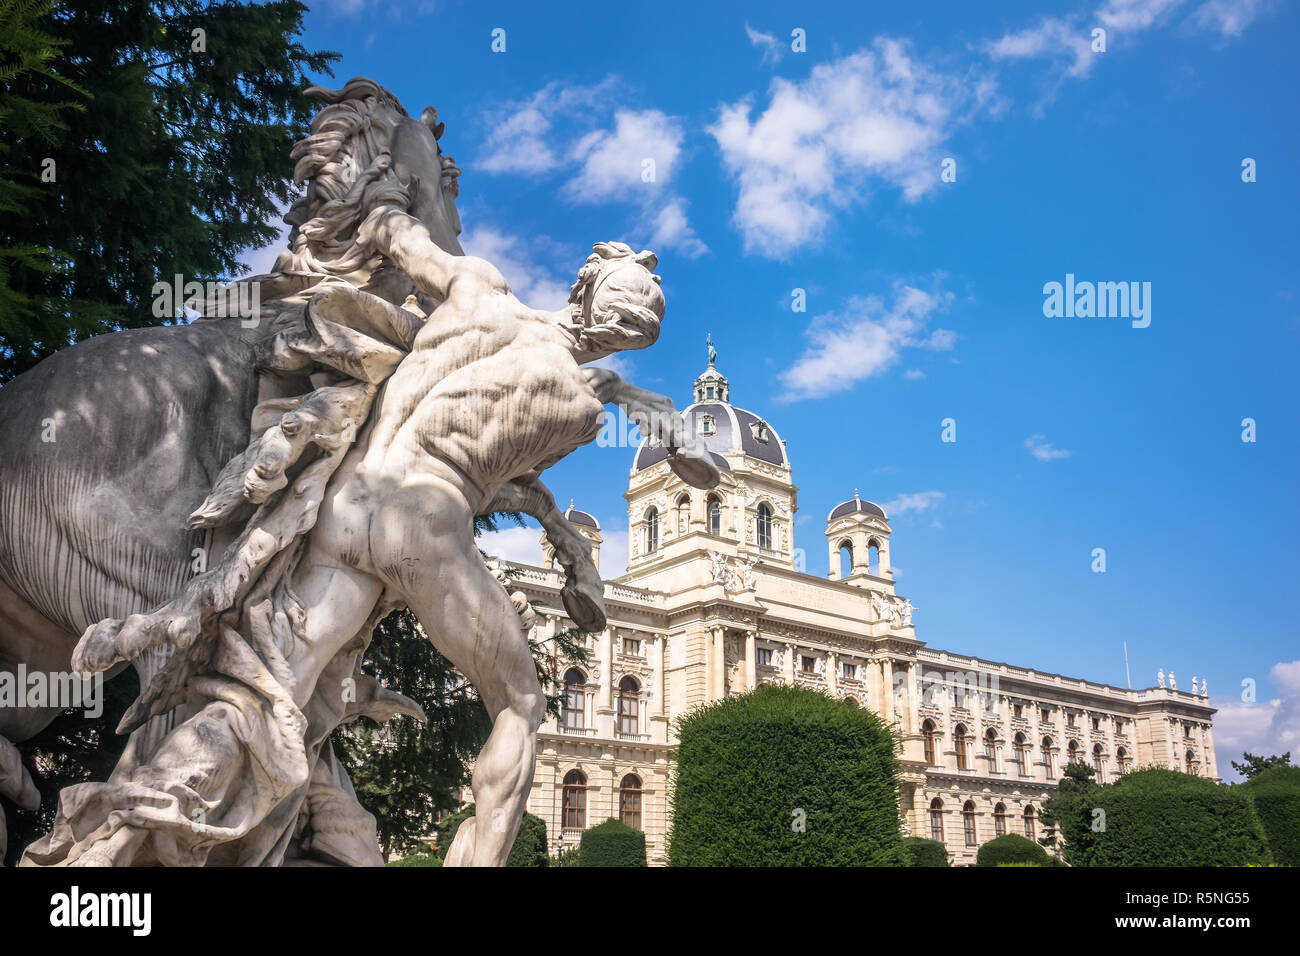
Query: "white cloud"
476 79 616 175
477 524 544 566
987 16 1098 79
599 528 630 577
1192 0 1271 36
459 226 572 311
1211 661 1300 780
778 282 954 400
745 23 784 65
648 198 708 258
1024 434 1074 461
566 109 684 204
904 368 926 380
881 491 946 516
711 39 990 257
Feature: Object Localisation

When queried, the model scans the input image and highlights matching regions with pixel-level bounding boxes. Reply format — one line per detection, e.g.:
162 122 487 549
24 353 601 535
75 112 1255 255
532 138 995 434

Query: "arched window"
617 676 641 738
954 723 970 770
994 802 1007 837
1023 804 1036 841
1014 733 1029 776
929 798 944 842
707 496 721 535
838 540 854 578
1067 739 1079 766
561 669 586 731
644 507 659 553
1186 749 1196 775
963 801 977 846
923 719 939 766
1116 746 1129 775
1092 743 1106 783
756 503 773 550
676 495 690 535
984 728 998 770
1042 736 1056 780
867 539 881 575
619 774 642 829
562 770 587 830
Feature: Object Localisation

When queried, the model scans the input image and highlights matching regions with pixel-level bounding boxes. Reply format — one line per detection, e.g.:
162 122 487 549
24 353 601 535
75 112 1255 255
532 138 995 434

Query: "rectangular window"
801 656 815 674
622 637 642 657
841 662 857 680
1013 703 1023 719
964 813 977 847
757 648 773 667
1041 707 1051 722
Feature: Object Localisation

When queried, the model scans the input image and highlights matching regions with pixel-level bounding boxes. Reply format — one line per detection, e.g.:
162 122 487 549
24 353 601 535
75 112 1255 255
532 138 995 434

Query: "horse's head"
273 77 464 280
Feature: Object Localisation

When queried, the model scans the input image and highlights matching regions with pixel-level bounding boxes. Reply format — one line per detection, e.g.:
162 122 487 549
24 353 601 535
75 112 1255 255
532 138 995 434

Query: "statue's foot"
72 596 201 673
561 563 606 633
668 447 722 490
443 816 476 867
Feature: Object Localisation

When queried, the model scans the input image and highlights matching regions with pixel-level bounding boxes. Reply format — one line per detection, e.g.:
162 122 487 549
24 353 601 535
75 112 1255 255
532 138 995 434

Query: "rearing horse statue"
0 77 718 866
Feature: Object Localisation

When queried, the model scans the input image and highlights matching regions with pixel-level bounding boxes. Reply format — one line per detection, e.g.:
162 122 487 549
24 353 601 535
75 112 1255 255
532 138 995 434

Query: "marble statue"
0 77 718 867
1191 676 1199 696
1201 679 1208 698
1157 668 1166 688
1169 671 1177 691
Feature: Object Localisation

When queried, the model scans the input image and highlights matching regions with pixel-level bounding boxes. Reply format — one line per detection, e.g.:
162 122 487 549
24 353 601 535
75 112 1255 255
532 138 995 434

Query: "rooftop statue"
0 77 718 866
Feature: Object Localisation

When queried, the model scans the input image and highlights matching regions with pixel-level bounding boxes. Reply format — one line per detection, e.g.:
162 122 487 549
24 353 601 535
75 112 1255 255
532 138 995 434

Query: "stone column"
881 657 895 726
783 642 796 685
867 656 884 712
710 626 725 702
654 633 667 720
826 650 839 695
744 630 757 690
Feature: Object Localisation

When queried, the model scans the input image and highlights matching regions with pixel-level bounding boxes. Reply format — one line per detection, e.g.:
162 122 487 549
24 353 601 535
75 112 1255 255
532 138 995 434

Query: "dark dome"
633 402 786 472
828 493 887 522
563 503 599 529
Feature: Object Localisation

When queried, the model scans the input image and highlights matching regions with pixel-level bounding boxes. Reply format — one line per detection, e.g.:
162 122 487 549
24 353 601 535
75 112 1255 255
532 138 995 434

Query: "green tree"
0 0 339 381
668 684 906 866
1239 764 1300 866
1231 751 1291 780
1046 766 1268 867
901 836 950 867
578 818 646 867
975 833 1053 867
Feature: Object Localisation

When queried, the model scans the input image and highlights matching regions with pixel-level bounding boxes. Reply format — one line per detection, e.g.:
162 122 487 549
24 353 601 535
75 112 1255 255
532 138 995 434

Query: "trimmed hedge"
1054 768 1269 866
1240 765 1300 866
668 684 906 866
903 836 951 867
388 852 441 867
577 819 647 867
976 834 1051 867
434 804 550 866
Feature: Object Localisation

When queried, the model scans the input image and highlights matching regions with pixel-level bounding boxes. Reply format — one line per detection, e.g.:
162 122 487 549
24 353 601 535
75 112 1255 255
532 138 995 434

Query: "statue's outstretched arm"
357 207 503 302
485 474 606 633
584 367 721 490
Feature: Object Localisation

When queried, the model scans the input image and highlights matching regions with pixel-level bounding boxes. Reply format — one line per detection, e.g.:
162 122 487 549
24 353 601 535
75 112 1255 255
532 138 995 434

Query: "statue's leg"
368 476 545 867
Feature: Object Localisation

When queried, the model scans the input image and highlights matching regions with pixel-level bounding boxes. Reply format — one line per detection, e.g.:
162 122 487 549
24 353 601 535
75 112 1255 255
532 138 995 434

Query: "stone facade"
484 360 1217 865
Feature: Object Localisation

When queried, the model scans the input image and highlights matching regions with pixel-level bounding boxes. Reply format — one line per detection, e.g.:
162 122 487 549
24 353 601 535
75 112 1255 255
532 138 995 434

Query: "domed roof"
828 490 887 521
633 349 789 474
563 501 599 529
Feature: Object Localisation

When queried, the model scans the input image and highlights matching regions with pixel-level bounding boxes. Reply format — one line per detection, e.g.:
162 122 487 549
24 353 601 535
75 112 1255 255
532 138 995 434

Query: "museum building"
491 357 1218 865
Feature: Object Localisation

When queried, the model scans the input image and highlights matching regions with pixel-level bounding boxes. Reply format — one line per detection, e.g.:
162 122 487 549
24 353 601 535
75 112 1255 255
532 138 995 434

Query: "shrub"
433 804 550 866
976 834 1051 867
1240 765 1300 866
668 684 906 866
388 853 441 867
577 819 647 867
902 837 950 867
1051 767 1269 866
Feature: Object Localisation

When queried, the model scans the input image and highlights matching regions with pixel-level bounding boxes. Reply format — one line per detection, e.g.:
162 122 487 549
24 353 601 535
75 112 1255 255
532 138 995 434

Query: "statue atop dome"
707 332 717 368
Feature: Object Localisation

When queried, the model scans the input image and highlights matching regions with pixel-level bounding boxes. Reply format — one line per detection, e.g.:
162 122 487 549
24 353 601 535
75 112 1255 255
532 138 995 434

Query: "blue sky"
250 0 1299 776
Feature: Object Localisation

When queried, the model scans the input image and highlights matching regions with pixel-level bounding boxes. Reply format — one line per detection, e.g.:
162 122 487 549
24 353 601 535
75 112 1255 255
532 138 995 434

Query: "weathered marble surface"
0 77 717 866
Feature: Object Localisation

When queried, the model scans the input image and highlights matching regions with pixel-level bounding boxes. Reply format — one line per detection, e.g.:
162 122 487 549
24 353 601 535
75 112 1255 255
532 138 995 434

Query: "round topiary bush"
1056 768 1269 866
577 819 647 867
903 836 951 867
434 804 550 866
1240 765 1300 866
976 833 1050 867
668 684 906 866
